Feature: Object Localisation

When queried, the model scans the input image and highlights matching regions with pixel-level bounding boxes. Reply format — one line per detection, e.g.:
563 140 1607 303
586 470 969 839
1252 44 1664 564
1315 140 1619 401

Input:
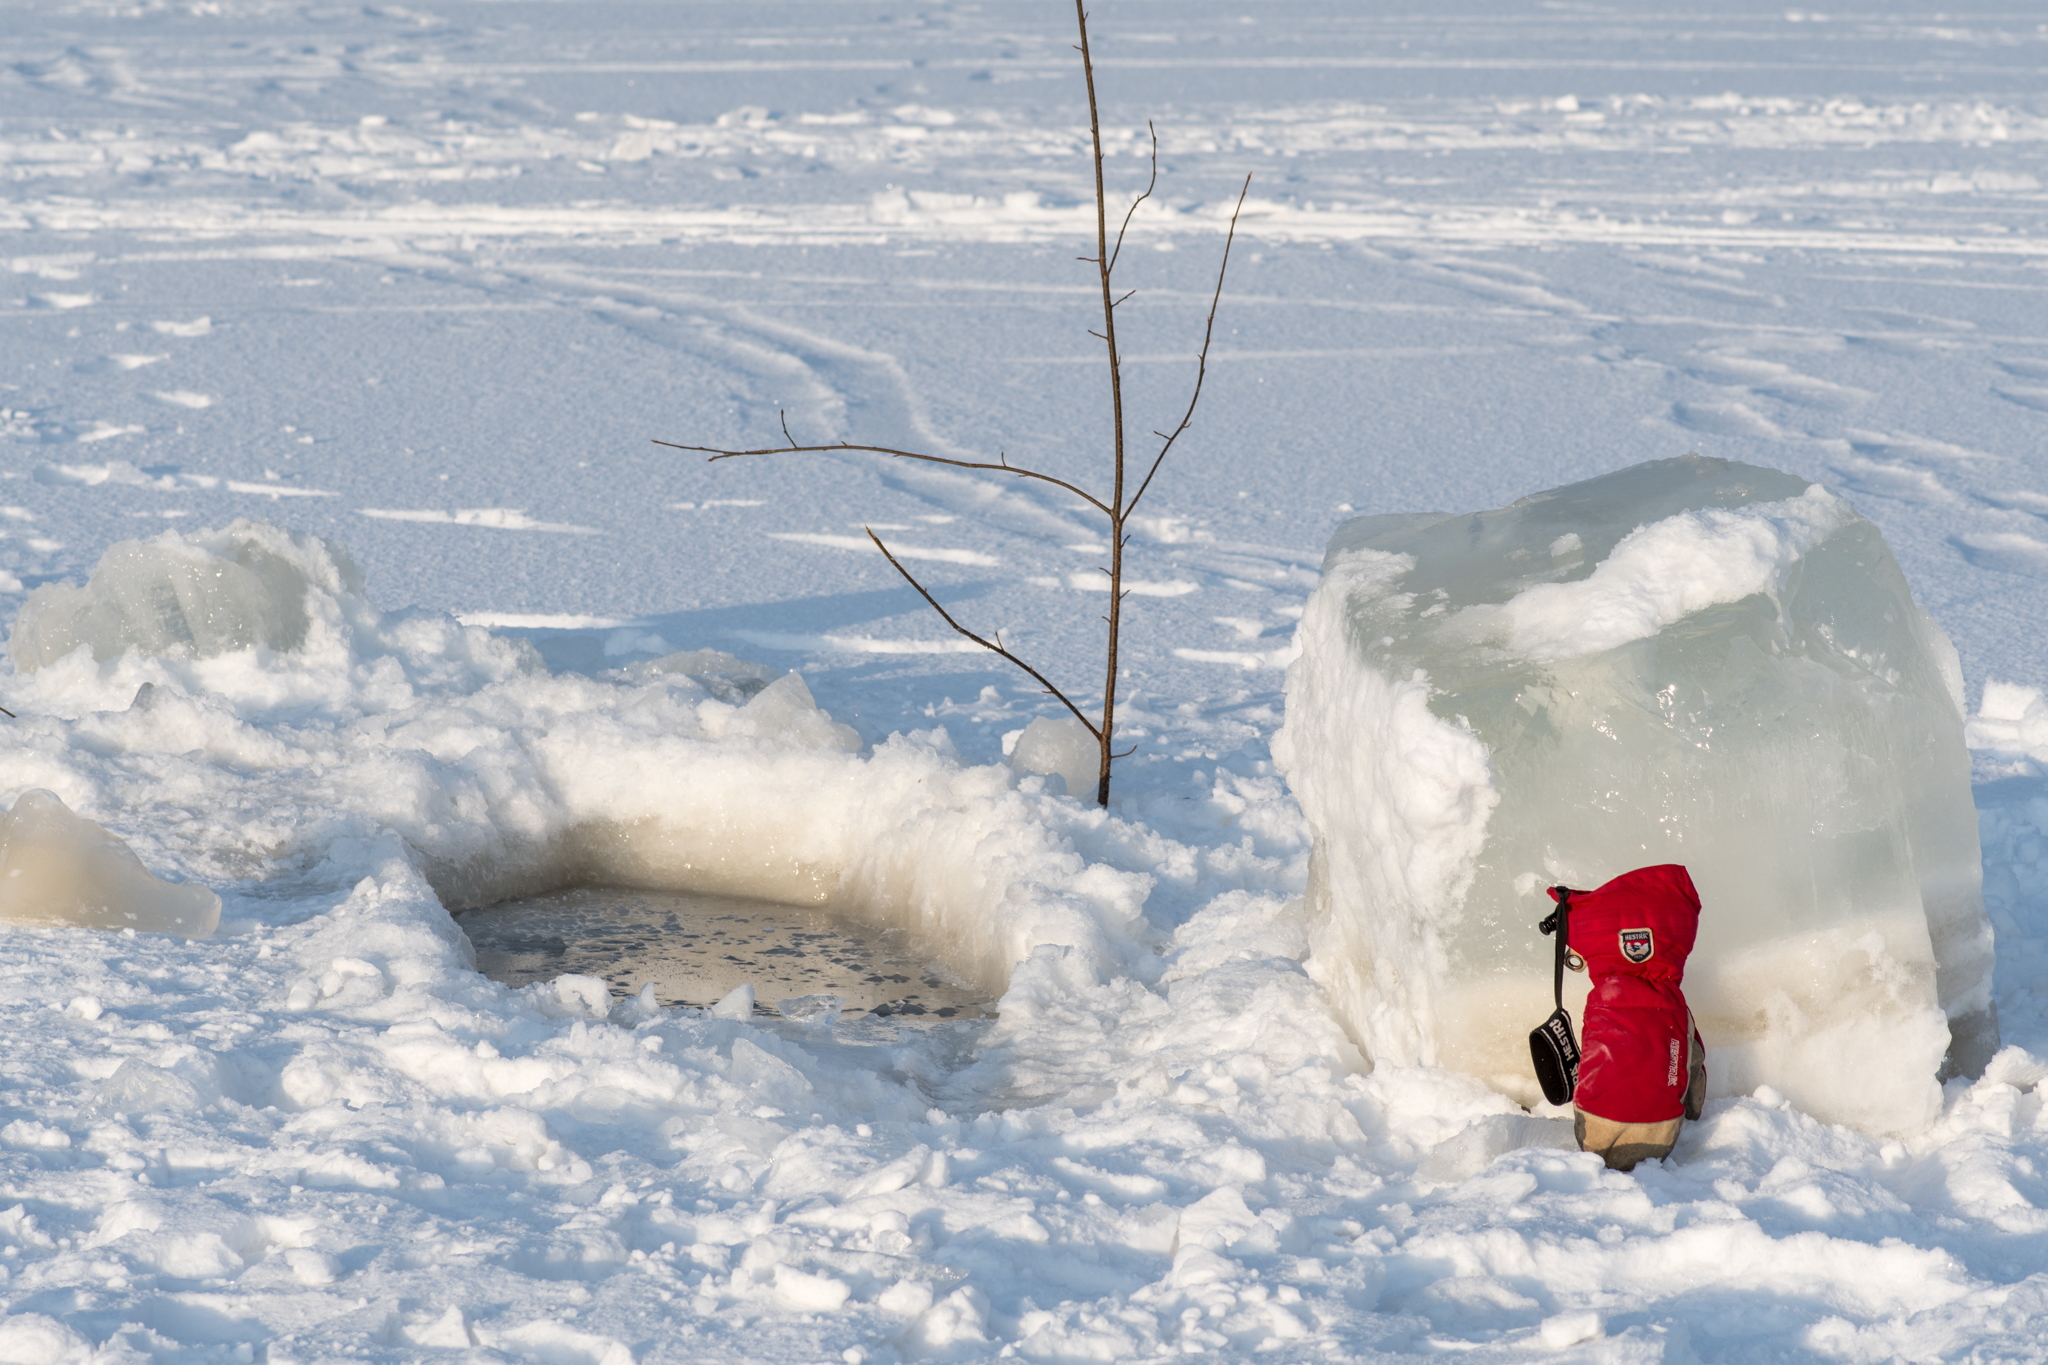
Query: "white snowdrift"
1277 456 1993 1135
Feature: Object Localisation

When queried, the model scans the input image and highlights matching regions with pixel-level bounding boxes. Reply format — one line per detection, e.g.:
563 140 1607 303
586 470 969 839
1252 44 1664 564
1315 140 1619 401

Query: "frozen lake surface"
4 1 2048 1362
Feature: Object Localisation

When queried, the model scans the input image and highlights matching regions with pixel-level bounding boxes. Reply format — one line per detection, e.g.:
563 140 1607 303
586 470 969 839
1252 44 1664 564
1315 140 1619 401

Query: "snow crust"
1278 457 1993 1134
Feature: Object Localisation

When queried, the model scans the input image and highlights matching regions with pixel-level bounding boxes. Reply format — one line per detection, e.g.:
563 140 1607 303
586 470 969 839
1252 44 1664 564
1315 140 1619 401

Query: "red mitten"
1549 865 1706 1168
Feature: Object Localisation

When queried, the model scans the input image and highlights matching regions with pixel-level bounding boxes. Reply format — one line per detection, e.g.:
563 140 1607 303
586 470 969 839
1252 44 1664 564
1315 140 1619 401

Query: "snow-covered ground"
5 1 2048 1360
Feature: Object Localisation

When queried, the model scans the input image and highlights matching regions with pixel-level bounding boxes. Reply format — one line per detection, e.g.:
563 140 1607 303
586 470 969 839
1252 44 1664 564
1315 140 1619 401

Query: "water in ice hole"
455 886 994 1025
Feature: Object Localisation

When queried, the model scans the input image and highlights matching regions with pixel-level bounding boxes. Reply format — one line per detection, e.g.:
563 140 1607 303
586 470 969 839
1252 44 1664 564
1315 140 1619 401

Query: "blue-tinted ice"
1278 456 1994 1134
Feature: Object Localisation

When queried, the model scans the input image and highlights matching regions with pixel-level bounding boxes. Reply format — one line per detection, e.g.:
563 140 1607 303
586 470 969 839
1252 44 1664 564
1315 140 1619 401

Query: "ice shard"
0 790 220 937
1275 456 1994 1135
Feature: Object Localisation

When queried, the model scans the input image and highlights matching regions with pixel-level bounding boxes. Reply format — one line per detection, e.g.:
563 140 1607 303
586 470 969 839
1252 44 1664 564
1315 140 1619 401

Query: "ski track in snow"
4 2 2048 1362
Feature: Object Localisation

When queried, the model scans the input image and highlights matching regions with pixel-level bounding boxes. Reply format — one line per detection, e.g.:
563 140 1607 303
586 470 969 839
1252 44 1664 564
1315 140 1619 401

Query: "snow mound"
0 788 218 937
1277 455 1993 1135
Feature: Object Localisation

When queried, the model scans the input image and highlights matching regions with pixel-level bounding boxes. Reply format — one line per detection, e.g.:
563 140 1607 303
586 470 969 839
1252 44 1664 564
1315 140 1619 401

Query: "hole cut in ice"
455 887 993 1025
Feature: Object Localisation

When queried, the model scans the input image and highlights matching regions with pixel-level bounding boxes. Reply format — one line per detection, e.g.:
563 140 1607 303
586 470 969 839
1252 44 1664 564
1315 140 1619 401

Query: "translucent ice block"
8 519 361 671
1274 456 1994 1134
0 790 219 937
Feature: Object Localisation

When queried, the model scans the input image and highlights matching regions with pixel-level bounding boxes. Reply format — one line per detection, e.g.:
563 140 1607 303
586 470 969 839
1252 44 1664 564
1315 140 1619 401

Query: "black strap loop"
1541 888 1571 1012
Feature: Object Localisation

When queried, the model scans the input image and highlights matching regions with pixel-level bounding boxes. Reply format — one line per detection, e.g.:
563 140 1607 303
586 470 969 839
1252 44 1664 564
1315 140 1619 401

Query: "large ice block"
8 519 361 671
0 790 219 937
1274 456 1994 1135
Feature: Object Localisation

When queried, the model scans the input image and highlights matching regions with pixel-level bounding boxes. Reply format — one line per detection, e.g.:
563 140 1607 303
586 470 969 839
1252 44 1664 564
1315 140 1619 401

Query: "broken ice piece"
8 519 360 671
0 789 219 937
776 993 844 1027
631 645 777 701
710 982 756 1019
1007 715 1098 799
1277 455 1994 1136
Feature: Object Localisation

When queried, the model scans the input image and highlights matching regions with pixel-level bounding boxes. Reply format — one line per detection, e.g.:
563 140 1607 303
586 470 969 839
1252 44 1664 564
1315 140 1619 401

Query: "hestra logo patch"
1620 928 1655 964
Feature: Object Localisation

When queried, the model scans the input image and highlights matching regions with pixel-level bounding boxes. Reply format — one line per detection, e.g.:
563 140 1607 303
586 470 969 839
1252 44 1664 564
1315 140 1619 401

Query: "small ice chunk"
87 1059 207 1117
711 982 755 1019
527 973 610 1019
1539 1312 1603 1349
284 1248 340 1286
734 672 860 752
8 519 361 670
776 993 844 1027
634 645 777 700
774 1265 851 1312
602 628 671 659
1007 715 1099 799
1278 455 1994 1135
0 789 219 937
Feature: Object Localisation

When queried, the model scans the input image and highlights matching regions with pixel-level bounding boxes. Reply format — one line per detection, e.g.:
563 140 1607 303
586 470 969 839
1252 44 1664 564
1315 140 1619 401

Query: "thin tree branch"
654 436 1111 517
1078 0 1127 809
864 528 1103 739
1124 171 1252 521
1106 120 1159 277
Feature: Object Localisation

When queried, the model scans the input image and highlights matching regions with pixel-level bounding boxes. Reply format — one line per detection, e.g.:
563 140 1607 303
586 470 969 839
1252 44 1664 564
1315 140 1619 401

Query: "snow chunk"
1967 679 2048 759
0 789 219 937
9 518 362 670
0 1314 93 1365
1278 456 1993 1135
1007 715 1098 798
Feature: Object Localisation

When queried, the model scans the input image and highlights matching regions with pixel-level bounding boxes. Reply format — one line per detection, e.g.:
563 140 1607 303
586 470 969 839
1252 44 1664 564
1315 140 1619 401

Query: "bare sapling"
658 1 1249 807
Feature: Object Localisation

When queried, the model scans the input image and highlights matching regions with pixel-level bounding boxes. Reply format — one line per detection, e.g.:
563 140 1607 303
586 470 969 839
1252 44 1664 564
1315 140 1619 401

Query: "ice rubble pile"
1276 456 1995 1135
1 521 1154 996
0 788 219 936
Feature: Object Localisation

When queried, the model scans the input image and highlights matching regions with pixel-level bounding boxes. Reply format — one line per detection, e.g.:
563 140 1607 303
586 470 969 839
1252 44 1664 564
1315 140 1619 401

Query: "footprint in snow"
1648 275 1785 308
1844 307 1976 333
1993 386 2048 414
1669 400 1782 439
1978 490 2048 517
1685 353 1870 410
1846 429 1990 466
1826 457 1952 505
1954 531 2048 578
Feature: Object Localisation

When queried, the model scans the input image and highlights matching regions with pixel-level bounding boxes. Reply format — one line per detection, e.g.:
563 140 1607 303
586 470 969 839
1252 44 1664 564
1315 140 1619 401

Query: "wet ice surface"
456 887 993 1025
